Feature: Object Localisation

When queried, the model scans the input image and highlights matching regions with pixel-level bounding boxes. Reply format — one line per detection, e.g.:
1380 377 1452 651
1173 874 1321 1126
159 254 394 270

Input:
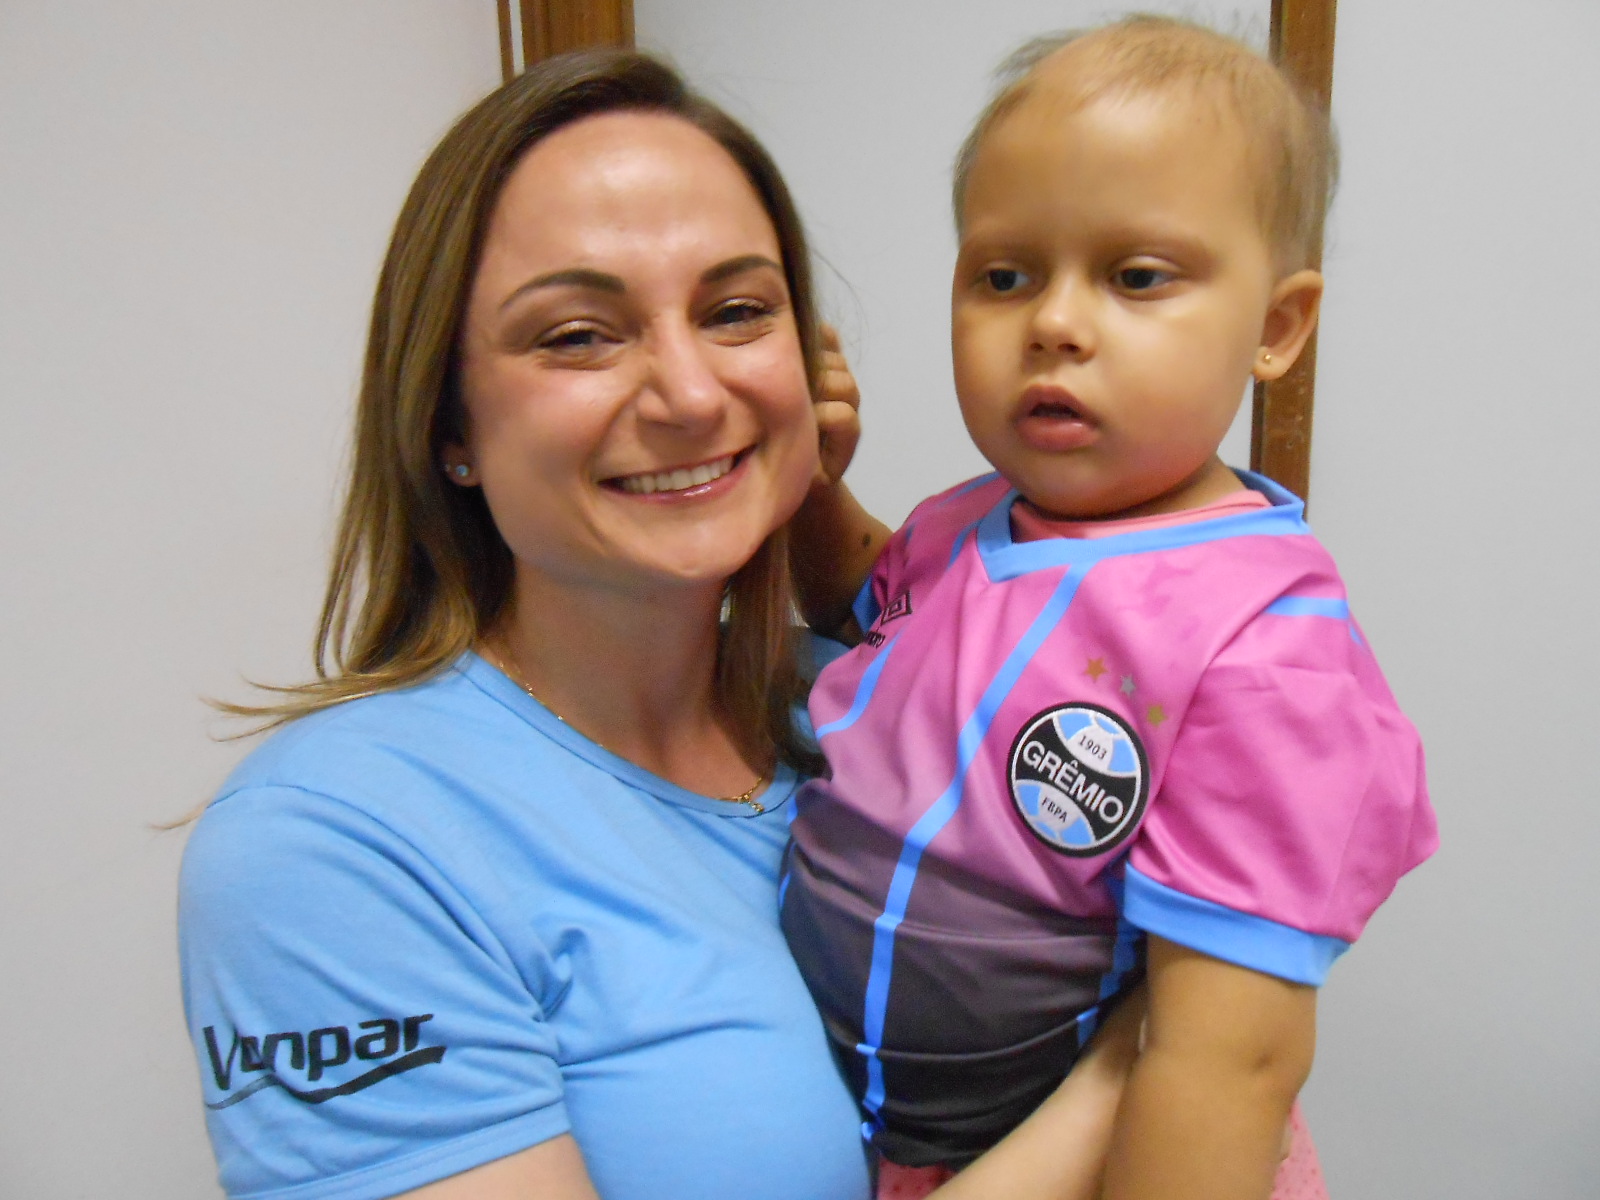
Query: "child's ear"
1252 269 1324 381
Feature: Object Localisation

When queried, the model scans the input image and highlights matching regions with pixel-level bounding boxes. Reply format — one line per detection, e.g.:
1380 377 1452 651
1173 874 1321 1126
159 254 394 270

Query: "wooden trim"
1252 0 1337 504
496 0 516 82
505 0 636 68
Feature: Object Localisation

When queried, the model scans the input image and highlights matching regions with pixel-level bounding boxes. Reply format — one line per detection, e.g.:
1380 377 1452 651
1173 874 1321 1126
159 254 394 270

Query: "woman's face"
453 111 817 601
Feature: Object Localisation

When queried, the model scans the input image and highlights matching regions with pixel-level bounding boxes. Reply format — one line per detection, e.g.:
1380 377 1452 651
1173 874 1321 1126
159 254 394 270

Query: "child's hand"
814 323 862 489
789 324 890 637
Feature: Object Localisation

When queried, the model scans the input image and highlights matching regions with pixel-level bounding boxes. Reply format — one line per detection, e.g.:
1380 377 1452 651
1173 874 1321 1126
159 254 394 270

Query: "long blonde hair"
232 50 825 773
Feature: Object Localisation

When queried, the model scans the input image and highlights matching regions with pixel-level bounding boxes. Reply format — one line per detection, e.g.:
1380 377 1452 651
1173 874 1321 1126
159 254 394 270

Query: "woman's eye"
708 299 771 327
985 268 1028 294
1116 266 1173 292
538 324 606 351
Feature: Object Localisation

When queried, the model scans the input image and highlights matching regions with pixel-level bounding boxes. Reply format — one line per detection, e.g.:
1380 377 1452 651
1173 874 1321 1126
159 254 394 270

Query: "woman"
180 51 1136 1200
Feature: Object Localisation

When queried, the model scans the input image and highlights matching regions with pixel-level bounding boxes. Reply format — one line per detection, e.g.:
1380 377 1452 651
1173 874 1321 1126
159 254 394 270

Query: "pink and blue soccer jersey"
781 471 1437 1168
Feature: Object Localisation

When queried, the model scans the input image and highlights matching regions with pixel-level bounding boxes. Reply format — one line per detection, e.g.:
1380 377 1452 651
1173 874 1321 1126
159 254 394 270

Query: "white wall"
0 4 500 1196
640 2 1600 1196
1303 4 1600 1195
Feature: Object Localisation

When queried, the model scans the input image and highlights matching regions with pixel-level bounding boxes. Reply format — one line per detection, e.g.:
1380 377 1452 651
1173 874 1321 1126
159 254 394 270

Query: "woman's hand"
925 988 1147 1200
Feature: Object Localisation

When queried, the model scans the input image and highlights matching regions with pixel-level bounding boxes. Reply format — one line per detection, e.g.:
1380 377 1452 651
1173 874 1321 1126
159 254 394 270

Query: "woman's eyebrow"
701 254 784 285
499 267 624 311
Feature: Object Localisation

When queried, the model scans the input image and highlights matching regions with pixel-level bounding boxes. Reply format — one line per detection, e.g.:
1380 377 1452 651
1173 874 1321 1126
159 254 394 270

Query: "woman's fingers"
1081 986 1147 1075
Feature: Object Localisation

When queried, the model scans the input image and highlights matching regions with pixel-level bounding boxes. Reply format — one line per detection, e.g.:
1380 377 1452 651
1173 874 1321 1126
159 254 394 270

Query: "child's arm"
926 990 1145 1200
791 326 891 640
1102 936 1316 1200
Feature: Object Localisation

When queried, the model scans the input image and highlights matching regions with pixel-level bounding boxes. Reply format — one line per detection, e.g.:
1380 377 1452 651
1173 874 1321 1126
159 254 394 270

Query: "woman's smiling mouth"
607 449 748 496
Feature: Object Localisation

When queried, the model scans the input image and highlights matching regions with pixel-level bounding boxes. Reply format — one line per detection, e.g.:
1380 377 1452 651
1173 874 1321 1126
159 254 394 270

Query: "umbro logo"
863 589 913 647
879 590 912 624
201 1013 444 1109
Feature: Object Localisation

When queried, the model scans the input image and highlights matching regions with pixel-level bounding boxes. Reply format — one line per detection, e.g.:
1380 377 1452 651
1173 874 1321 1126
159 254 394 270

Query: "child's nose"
1028 279 1096 359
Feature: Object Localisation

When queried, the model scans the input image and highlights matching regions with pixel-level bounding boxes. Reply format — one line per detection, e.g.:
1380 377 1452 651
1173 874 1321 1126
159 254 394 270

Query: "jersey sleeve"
1124 606 1436 986
179 784 571 1200
851 529 904 633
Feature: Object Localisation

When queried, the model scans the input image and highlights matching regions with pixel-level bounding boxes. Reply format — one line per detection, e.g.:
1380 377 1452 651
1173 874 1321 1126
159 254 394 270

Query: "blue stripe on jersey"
857 564 1091 1128
815 635 901 740
1265 595 1365 645
947 519 981 568
1266 596 1350 619
1122 866 1349 986
1076 878 1144 1046
850 578 881 638
948 471 1002 501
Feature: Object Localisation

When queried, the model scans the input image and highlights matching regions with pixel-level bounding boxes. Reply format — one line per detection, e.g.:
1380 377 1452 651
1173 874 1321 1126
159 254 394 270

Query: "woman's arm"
396 1134 601 1200
927 988 1146 1200
1102 936 1315 1200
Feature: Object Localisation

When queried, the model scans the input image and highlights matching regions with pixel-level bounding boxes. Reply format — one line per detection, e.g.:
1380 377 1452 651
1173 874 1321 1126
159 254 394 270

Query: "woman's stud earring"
1261 352 1273 364
451 463 471 479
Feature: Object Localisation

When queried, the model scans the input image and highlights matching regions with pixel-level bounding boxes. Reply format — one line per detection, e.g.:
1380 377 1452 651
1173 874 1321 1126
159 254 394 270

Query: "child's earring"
1261 352 1273 364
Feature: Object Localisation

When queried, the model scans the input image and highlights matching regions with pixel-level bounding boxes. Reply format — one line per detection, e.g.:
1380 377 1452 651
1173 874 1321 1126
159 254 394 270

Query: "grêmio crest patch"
1007 703 1149 856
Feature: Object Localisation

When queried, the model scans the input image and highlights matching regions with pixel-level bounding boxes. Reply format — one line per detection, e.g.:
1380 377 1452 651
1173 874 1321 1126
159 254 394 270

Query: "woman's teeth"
615 454 736 495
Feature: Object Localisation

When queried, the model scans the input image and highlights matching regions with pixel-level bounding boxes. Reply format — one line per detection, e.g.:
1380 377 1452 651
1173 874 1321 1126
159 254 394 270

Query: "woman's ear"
441 446 478 486
1252 269 1324 382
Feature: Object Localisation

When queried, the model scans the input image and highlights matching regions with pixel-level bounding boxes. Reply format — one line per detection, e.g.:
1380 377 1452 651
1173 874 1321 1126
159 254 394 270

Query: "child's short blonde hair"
953 15 1338 272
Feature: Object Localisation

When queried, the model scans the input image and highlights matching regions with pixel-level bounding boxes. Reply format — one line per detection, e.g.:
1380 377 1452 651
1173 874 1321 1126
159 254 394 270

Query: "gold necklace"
482 644 767 813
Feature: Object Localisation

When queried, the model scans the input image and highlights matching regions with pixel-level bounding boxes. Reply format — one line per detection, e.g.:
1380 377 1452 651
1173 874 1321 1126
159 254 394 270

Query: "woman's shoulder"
191 657 540 873
215 657 498 801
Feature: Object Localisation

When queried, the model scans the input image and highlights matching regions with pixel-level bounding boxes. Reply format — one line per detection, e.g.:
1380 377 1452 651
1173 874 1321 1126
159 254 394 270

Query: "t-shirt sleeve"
179 784 571 1200
1124 605 1437 986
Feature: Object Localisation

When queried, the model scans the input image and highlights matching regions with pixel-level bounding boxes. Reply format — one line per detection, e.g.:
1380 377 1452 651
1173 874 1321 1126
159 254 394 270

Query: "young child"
783 17 1438 1199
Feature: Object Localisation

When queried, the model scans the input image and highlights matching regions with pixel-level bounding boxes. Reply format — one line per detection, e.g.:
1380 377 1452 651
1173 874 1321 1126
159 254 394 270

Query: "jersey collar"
976 469 1310 582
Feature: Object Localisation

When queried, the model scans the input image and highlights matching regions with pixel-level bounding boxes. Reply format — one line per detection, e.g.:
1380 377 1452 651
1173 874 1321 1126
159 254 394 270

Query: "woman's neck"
487 569 762 796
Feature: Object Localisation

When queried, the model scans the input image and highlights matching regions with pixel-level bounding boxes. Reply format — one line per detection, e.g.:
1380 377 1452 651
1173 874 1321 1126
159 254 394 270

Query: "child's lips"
1015 384 1100 452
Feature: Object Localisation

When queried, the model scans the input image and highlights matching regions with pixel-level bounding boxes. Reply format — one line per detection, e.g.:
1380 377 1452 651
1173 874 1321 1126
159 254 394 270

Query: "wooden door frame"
492 0 1336 501
497 0 633 79
1255 0 1337 503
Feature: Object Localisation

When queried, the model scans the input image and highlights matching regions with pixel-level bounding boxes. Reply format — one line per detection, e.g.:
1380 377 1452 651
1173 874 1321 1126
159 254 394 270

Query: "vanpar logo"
202 1013 444 1109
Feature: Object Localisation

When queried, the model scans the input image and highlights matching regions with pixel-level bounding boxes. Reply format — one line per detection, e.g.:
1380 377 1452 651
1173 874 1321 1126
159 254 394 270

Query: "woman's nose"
637 321 728 427
1028 278 1097 359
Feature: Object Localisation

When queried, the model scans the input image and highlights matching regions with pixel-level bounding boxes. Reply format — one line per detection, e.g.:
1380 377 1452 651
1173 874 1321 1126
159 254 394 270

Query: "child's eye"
1116 266 1174 292
985 267 1030 294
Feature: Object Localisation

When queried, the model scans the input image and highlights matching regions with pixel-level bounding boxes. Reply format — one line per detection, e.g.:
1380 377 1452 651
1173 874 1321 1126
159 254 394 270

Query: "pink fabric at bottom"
1273 1101 1331 1200
873 1102 1329 1200
876 1161 955 1199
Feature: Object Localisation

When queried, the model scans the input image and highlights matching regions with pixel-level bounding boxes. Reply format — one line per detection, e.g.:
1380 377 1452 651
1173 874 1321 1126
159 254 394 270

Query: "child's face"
952 90 1282 519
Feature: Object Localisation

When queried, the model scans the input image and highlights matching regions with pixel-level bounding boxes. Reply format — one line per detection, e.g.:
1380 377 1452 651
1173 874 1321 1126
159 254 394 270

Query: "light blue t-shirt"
179 652 871 1200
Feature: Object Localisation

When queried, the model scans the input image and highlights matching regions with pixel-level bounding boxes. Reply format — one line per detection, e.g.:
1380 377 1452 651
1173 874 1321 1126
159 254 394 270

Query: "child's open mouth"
1016 385 1099 453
